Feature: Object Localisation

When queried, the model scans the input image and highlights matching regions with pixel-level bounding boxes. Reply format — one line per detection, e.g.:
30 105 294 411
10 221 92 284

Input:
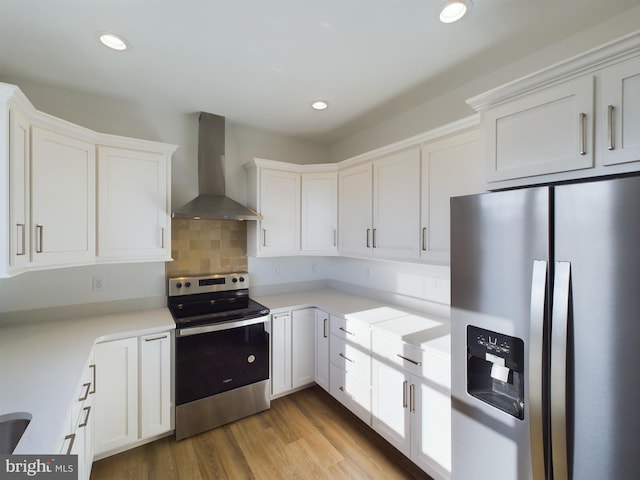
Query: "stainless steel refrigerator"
450 175 640 480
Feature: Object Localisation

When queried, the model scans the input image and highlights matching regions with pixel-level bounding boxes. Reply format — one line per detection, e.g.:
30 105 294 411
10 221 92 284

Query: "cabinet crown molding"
467 30 640 111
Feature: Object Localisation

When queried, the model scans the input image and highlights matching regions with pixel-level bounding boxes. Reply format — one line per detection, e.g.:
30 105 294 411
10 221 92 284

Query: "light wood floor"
90 385 432 479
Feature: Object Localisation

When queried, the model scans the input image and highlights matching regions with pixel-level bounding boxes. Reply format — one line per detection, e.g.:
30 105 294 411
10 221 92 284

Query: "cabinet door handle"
366 228 371 248
262 228 267 247
410 383 416 413
339 386 355 400
78 382 91 401
372 228 377 248
16 224 26 256
145 334 168 342
422 227 427 251
79 406 91 428
607 105 615 151
338 352 354 363
323 318 328 338
333 229 337 247
579 112 587 156
89 364 96 394
63 433 75 455
35 225 43 253
339 326 355 336
402 380 408 409
160 226 165 248
397 353 422 366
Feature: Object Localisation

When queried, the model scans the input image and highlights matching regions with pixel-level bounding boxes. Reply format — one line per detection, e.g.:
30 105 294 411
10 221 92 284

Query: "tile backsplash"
166 219 248 277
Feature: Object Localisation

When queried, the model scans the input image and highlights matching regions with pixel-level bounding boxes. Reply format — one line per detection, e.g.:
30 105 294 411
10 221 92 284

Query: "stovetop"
167 272 269 328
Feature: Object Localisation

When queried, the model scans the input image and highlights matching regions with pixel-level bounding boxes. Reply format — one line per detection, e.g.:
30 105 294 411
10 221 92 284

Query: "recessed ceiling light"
439 0 472 24
311 100 329 111
99 32 129 51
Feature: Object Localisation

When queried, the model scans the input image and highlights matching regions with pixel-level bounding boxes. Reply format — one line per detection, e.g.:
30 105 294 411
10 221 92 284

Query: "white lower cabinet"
59 353 95 480
94 330 172 458
271 308 316 397
372 359 451 480
314 309 330 391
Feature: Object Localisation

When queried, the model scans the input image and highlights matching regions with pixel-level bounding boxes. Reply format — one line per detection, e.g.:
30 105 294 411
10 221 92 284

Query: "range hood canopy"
172 112 262 221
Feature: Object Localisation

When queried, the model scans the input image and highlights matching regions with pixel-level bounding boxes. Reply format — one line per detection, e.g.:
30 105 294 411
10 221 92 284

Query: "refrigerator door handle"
529 260 548 480
551 261 571 480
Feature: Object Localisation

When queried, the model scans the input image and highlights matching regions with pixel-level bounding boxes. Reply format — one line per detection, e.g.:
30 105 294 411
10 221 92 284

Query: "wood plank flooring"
90 386 432 480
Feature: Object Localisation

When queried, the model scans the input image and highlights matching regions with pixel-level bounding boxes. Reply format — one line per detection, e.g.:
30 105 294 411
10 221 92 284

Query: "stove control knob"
185 281 191 288
239 276 245 283
232 277 238 283
175 282 182 289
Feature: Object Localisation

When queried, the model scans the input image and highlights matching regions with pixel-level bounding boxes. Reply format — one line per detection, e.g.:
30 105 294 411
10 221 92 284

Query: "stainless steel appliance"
168 272 270 441
450 175 640 480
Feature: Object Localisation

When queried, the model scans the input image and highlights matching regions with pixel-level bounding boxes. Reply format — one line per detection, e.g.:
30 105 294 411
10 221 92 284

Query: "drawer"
330 315 371 349
330 334 371 381
372 330 450 389
329 363 371 425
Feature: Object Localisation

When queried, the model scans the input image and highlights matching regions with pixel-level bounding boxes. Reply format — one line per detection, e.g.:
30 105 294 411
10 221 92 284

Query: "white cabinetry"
601 56 640 166
328 314 372 424
94 330 172 458
468 33 640 189
31 126 96 268
301 172 337 254
259 168 300 254
371 328 451 480
97 145 171 262
338 163 372 257
339 148 421 260
60 353 96 480
420 129 484 263
314 309 330 391
0 82 176 277
270 309 315 397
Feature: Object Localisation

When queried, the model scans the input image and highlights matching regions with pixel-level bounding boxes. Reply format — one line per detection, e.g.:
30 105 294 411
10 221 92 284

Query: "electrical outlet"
93 276 106 292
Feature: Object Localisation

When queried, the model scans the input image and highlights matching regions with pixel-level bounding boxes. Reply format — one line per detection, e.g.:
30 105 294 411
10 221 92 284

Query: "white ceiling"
1 0 638 144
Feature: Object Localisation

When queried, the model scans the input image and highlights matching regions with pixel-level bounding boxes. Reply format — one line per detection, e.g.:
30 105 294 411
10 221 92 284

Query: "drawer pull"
338 352 354 363
63 433 75 455
78 382 91 401
339 386 355 400
79 406 91 428
145 334 168 342
397 354 422 366
339 327 355 336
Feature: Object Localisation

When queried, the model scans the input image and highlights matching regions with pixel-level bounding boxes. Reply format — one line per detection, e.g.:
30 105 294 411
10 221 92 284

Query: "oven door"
175 315 270 406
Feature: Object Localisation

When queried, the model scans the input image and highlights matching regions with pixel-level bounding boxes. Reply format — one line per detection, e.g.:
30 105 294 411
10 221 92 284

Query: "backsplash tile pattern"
166 219 248 277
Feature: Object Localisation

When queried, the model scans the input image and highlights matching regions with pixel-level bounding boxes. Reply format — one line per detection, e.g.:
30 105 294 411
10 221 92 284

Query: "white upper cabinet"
482 76 595 184
0 82 175 277
31 126 96 268
259 167 300 255
97 145 171 262
468 32 640 189
338 162 372 257
420 130 484 264
600 56 640 166
372 148 421 259
301 172 337 254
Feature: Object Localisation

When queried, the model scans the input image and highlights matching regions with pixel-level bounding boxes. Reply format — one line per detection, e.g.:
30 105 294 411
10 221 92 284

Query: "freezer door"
451 187 550 480
554 176 640 479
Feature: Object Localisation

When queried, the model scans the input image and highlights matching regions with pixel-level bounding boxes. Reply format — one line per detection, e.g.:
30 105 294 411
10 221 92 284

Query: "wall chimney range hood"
172 112 262 221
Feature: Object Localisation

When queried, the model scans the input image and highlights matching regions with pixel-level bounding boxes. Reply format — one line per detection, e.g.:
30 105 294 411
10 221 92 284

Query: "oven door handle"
176 315 270 337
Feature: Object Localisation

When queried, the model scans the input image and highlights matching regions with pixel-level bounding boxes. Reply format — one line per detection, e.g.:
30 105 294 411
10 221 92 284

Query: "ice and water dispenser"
467 326 525 419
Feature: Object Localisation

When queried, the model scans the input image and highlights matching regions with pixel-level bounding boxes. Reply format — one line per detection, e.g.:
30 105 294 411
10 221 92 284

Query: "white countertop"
0 308 174 454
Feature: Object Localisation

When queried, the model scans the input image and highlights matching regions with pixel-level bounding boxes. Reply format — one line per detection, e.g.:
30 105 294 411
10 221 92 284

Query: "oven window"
176 322 269 405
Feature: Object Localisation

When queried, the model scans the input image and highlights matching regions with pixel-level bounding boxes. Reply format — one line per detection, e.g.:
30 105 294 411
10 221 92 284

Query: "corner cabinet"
0 82 176 278
97 145 172 262
245 159 338 257
468 32 640 189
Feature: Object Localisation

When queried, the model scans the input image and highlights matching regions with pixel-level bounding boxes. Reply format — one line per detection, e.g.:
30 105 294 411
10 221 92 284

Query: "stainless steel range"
168 272 270 440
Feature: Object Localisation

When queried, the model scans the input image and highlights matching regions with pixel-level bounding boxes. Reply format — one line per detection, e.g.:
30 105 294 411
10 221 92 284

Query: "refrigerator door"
451 187 550 480
553 176 640 479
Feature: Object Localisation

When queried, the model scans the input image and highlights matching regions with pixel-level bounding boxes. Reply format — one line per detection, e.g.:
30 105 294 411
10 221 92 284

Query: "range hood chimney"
172 112 262 221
